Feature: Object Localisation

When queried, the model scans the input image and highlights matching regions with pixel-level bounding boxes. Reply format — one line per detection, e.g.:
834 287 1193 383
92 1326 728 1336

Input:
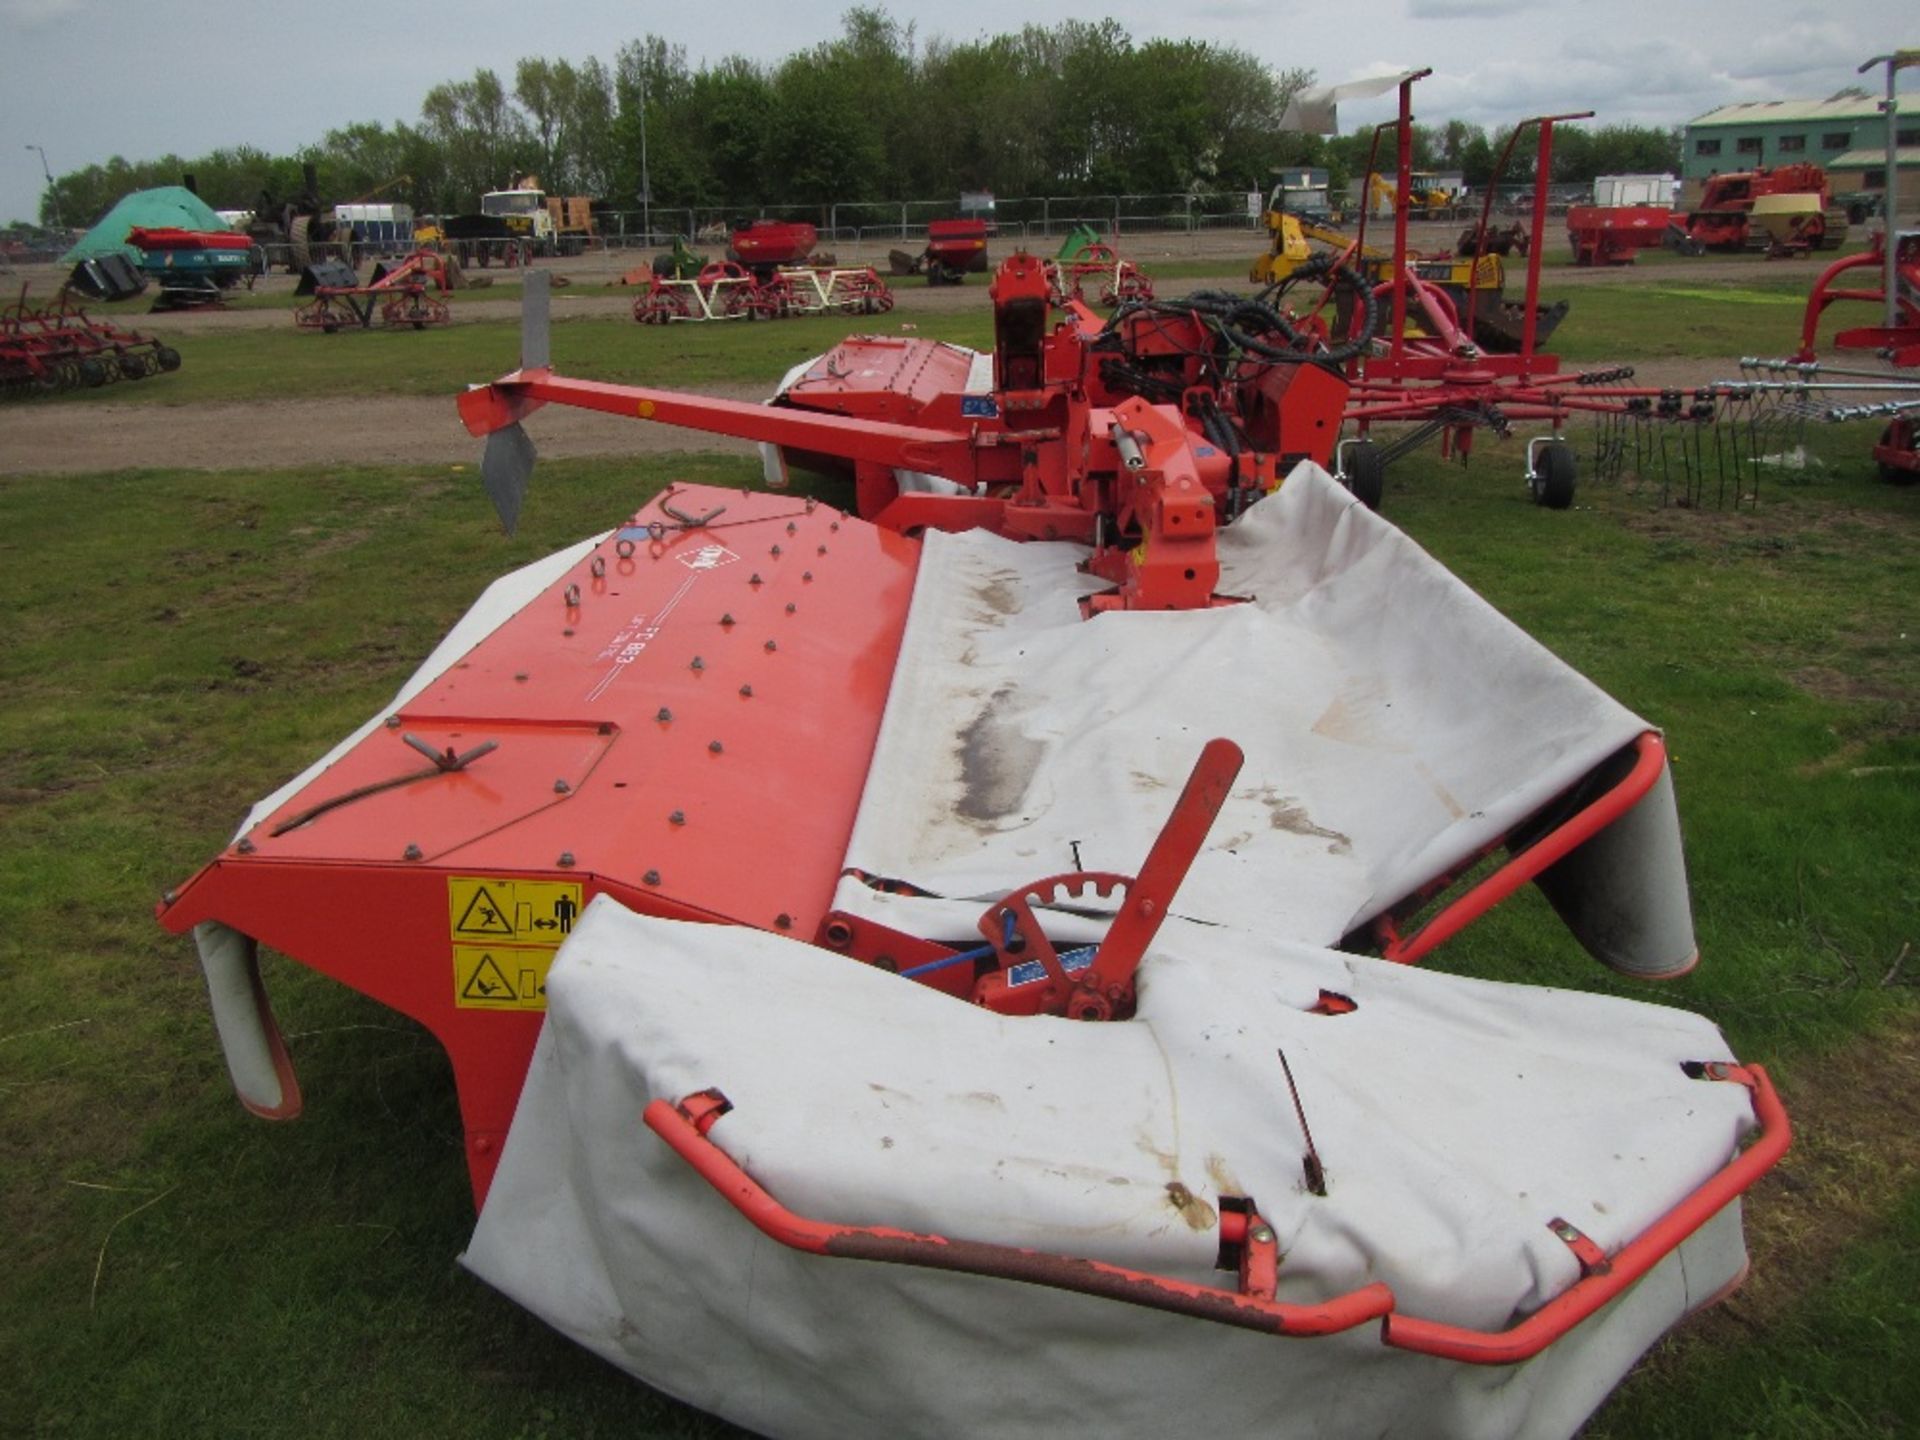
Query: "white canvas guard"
828 465 1673 962
464 898 1755 1440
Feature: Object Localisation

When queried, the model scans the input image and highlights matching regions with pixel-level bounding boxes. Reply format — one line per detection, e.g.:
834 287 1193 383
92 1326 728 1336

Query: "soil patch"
1656 1006 1920 1349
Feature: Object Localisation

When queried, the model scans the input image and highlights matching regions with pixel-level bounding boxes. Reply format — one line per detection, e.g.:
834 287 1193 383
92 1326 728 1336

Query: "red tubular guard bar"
1378 731 1667 965
1383 1062 1789 1363
644 1063 1785 1365
643 1092 1395 1338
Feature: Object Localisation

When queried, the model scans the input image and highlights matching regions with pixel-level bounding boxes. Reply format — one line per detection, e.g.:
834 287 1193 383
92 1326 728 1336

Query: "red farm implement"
1 286 180 397
1741 228 1920 484
128 224 256 310
633 261 892 324
1672 164 1850 255
293 250 455 332
1565 205 1670 266
889 218 991 285
157 247 1789 1433
727 219 819 277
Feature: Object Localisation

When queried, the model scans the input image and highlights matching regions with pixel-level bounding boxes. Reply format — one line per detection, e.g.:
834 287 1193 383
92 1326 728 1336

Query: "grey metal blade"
521 270 550 372
481 422 537 535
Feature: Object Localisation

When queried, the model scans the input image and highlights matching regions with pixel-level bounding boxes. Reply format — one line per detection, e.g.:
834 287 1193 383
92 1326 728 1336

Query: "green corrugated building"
1682 95 1918 215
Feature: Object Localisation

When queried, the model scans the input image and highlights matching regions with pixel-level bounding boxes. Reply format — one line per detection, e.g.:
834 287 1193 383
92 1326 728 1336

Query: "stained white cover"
465 898 1754 1440
829 465 1661 953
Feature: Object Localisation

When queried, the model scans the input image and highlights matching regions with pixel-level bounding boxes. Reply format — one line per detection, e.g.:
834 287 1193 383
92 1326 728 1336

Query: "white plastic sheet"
461 464 1728 1436
828 465 1677 964
465 899 1752 1440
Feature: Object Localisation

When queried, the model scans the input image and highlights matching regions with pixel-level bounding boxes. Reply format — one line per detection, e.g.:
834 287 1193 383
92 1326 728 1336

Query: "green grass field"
2 273 1917 1437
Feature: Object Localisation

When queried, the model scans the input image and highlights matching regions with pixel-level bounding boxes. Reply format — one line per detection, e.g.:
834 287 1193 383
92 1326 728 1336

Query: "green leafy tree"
568 59 620 197
421 68 531 207
515 58 564 189
40 14 1704 236
766 49 885 206
612 37 706 214
686 59 774 207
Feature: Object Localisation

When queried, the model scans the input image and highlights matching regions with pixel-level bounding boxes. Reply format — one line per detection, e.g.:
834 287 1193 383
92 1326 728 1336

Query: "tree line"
36 9 1680 231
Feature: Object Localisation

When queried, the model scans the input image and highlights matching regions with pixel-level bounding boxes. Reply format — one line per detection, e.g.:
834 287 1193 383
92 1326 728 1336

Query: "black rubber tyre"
1343 441 1386 511
288 214 313 274
1531 440 1577 509
155 346 182 372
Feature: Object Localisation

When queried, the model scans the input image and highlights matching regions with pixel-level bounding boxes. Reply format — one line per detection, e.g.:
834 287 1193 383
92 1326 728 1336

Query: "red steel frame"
463 253 1350 613
159 486 923 1202
1046 241 1154 307
294 249 455 332
2 285 177 391
1792 231 1920 366
1787 231 1919 480
634 261 894 324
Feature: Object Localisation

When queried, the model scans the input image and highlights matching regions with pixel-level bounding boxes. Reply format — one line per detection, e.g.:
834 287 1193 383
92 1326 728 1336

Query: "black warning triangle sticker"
460 953 516 1002
454 884 515 938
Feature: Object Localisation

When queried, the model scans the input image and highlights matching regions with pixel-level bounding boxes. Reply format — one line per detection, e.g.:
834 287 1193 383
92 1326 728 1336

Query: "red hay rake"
293 250 456 333
1722 229 1920 485
1281 73 1736 510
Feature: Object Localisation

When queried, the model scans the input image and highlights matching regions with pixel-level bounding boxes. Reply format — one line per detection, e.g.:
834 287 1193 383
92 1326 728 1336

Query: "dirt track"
0 392 774 475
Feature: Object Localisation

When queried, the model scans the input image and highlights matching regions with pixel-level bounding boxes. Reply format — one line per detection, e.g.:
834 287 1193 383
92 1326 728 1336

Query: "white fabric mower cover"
828 464 1690 974
465 898 1753 1440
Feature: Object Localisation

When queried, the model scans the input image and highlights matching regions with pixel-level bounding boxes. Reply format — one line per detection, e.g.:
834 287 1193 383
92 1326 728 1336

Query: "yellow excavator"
1364 171 1463 219
1250 205 1379 286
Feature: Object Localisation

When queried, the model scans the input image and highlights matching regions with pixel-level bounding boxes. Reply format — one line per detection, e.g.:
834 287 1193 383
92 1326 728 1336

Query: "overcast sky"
2 0 1912 225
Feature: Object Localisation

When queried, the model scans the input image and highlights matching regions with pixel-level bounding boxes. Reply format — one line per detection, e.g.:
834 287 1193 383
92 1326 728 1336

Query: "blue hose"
900 943 995 980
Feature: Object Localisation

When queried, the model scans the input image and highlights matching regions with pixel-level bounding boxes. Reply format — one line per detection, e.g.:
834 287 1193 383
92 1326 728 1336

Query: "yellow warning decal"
447 876 583 948
453 946 554 1011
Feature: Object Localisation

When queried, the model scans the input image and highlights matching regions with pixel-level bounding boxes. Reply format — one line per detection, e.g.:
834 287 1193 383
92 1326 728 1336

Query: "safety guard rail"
643 1060 1786 1365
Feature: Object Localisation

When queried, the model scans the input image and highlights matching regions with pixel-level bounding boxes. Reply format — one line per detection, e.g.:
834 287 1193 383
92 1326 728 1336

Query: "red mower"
156 244 1790 1435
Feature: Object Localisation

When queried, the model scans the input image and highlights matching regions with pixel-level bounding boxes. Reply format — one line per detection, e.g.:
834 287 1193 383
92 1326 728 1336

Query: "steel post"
1392 78 1416 368
1857 51 1917 330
